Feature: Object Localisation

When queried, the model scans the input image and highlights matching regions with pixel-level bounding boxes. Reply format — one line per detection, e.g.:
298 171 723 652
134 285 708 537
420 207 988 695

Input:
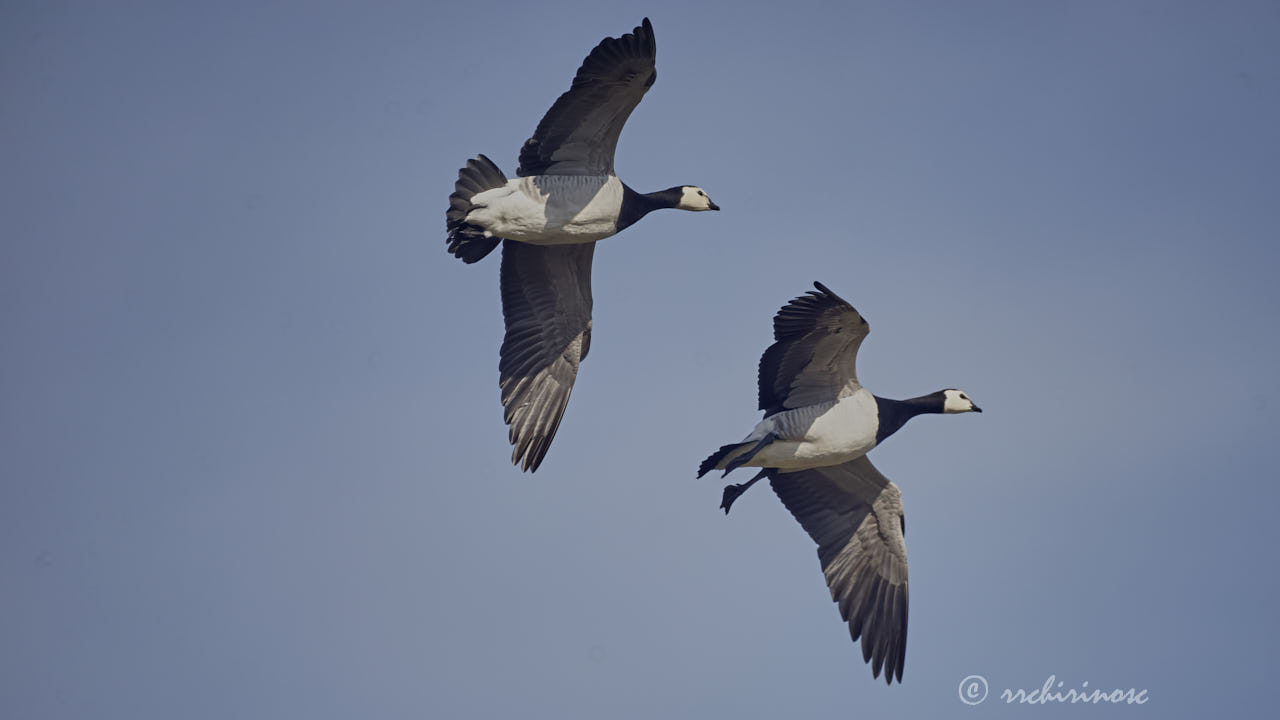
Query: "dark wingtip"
638 18 655 55
514 439 548 473
808 281 855 313
629 18 654 46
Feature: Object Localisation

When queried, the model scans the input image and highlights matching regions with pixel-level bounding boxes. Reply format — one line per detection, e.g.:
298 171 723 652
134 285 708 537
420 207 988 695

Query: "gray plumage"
759 282 870 416
445 18 716 472
498 241 593 471
703 282 982 685
768 457 908 684
517 18 657 177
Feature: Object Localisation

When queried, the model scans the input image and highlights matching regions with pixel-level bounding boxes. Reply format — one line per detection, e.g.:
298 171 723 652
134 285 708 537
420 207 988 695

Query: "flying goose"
697 282 981 684
445 17 719 472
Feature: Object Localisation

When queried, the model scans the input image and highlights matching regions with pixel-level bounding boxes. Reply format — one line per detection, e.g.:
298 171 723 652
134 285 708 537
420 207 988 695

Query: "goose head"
942 389 982 413
676 186 720 211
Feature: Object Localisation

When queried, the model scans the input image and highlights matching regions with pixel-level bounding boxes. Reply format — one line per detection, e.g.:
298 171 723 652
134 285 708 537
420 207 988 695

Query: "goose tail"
698 442 750 479
446 154 507 263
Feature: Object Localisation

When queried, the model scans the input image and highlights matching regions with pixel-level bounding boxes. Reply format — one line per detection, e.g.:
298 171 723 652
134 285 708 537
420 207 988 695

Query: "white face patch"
677 186 718 211
943 389 981 413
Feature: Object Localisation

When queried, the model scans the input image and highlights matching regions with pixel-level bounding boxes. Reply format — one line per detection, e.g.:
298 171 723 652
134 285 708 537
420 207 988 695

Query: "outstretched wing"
768 456 908 684
498 240 595 472
516 18 657 177
758 282 870 417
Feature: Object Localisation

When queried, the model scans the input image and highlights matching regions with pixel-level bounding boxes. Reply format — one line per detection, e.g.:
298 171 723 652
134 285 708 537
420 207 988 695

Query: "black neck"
618 185 682 231
874 392 947 445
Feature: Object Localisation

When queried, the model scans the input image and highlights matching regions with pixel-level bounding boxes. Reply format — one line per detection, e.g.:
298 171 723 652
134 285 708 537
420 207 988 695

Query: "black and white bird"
446 18 719 472
697 282 981 685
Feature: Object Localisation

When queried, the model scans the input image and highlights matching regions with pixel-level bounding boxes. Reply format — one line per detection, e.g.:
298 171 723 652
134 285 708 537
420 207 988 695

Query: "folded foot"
720 483 749 514
719 470 768 515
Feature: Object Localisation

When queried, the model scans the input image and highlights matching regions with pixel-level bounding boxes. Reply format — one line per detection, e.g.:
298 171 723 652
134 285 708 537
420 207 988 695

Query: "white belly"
750 389 880 470
465 175 624 244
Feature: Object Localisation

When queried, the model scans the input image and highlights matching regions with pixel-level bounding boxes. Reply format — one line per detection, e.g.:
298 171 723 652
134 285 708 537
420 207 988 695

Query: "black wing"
768 455 908 684
758 282 870 417
498 240 595 472
516 18 657 177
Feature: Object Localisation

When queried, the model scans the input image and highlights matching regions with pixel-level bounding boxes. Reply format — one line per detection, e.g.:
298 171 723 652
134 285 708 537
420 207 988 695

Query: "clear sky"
3 1 1279 718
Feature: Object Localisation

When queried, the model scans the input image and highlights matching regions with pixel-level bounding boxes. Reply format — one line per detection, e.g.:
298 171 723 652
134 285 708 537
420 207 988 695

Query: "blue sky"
3 1 1279 717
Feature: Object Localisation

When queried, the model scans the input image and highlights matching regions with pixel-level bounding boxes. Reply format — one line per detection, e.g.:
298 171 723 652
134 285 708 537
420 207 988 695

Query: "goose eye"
697 190 705 196
960 394 968 400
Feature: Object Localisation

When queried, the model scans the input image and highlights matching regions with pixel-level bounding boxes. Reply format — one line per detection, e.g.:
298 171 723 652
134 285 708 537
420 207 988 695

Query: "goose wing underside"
498 240 595 472
768 456 908 684
758 282 870 417
516 18 657 177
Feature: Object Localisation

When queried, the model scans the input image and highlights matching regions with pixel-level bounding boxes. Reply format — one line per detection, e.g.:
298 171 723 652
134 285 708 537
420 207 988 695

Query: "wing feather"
758 282 870 416
516 19 657 177
767 455 908 684
498 240 595 471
